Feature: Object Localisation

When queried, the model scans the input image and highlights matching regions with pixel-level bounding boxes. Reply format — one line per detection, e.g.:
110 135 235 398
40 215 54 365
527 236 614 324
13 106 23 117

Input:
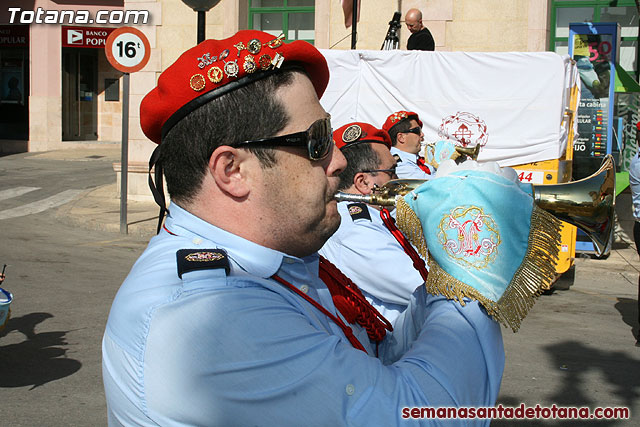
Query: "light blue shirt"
390 147 433 179
630 152 640 221
103 203 504 426
320 202 426 322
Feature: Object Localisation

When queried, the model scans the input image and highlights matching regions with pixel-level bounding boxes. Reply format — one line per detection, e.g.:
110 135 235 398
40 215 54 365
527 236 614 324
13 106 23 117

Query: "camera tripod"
381 11 401 50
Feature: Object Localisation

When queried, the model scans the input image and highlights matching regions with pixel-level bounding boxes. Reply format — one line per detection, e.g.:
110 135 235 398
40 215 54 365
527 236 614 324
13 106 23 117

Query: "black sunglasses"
401 126 422 136
232 115 333 161
361 165 397 177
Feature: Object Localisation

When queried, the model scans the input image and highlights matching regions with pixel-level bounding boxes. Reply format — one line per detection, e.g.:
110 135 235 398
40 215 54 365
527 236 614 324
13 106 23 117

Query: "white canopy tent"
320 49 577 167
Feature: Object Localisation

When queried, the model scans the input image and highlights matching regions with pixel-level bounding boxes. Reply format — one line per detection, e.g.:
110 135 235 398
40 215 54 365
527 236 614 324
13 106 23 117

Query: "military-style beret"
381 110 424 134
334 122 391 150
140 30 330 144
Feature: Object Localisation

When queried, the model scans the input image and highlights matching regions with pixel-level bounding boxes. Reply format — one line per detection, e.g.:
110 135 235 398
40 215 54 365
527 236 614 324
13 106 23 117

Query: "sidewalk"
57 182 159 236
40 146 159 237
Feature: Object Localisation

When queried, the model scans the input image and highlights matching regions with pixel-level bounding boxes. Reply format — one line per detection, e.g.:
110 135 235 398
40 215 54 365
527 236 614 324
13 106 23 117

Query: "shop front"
0 25 29 143
61 26 120 142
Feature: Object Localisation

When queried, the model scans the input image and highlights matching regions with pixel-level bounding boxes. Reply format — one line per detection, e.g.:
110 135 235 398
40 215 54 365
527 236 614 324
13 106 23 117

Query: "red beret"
140 30 330 144
381 111 423 134
334 122 391 150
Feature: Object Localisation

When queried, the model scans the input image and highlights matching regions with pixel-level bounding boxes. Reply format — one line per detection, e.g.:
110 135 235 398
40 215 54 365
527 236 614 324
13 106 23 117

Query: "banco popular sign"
62 26 115 48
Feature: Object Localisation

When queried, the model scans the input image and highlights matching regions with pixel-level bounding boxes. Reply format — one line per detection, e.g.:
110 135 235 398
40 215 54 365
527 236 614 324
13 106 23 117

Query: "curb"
54 183 158 237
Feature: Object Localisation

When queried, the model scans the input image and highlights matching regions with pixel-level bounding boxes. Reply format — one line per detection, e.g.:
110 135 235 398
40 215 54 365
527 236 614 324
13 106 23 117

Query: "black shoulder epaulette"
176 249 230 278
393 154 402 162
347 203 371 221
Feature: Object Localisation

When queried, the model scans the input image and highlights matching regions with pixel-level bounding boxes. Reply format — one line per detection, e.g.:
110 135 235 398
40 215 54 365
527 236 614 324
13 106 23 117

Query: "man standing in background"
405 8 435 51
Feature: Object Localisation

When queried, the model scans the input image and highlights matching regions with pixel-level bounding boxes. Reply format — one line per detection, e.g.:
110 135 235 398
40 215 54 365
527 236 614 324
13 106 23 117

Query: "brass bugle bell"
533 155 615 257
334 155 616 257
454 144 481 161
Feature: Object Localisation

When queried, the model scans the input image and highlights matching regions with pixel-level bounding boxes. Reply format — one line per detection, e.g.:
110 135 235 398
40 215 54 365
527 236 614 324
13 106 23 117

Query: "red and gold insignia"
189 74 206 91
207 66 223 83
342 124 362 143
391 112 408 124
348 205 363 215
185 251 225 262
243 55 257 73
258 54 272 70
247 38 262 54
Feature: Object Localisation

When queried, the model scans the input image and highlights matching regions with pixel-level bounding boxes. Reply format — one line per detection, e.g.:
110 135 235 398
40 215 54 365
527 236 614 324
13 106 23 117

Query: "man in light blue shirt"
320 122 427 322
102 31 504 426
628 121 640 346
382 111 435 179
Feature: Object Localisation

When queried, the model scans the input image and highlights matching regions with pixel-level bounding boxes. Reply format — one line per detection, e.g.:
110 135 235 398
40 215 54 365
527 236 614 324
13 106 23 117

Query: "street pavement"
0 147 639 425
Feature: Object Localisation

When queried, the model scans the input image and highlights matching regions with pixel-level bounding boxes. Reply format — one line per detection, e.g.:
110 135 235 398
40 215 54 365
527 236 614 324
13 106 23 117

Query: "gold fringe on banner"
396 198 562 332
396 197 428 259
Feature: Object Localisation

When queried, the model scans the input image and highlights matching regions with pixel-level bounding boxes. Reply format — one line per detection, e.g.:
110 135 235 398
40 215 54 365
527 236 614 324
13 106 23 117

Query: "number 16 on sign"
105 27 151 234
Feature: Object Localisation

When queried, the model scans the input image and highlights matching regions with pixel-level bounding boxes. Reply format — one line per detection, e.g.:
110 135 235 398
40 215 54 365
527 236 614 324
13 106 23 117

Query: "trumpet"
335 155 615 257
454 144 481 161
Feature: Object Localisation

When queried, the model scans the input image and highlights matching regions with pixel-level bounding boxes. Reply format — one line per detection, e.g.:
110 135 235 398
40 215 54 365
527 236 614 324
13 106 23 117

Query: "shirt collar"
165 202 296 278
390 146 417 161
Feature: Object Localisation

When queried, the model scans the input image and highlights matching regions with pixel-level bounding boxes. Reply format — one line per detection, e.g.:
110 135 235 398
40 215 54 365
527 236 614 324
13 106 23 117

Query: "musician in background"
383 110 435 179
319 122 427 322
102 30 504 425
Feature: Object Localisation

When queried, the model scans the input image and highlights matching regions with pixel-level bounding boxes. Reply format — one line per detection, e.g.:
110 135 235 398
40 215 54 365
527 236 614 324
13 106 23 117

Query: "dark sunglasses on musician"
232 115 333 161
402 126 422 136
361 165 398 178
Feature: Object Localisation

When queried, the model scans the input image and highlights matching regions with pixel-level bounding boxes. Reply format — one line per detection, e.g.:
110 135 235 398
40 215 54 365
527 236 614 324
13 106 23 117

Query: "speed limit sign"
105 27 151 73
105 27 151 233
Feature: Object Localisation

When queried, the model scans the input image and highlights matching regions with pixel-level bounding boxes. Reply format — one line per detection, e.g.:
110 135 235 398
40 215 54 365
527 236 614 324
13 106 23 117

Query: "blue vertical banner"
569 22 620 181
569 22 619 255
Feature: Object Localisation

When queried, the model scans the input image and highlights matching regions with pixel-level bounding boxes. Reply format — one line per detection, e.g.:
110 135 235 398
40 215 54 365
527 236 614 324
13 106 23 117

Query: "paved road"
0 149 638 425
0 149 148 425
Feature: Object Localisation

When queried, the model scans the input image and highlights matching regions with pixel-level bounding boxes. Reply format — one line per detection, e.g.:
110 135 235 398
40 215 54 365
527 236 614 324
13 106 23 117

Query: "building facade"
0 0 637 199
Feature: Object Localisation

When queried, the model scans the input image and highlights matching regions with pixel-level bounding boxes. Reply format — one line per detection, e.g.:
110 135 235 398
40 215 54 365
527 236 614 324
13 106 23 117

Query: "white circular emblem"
342 125 362 143
224 60 239 78
438 112 488 148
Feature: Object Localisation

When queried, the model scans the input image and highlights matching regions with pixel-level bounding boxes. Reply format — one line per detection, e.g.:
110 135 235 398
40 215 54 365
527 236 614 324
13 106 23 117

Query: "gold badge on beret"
234 41 246 57
224 60 239 78
342 124 362 143
267 35 284 49
243 55 257 74
259 54 272 70
248 38 262 55
207 66 223 83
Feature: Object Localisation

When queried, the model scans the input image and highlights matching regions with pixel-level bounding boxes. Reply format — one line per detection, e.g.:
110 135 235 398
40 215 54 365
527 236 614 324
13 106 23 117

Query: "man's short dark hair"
160 70 301 204
388 118 414 147
338 143 382 190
